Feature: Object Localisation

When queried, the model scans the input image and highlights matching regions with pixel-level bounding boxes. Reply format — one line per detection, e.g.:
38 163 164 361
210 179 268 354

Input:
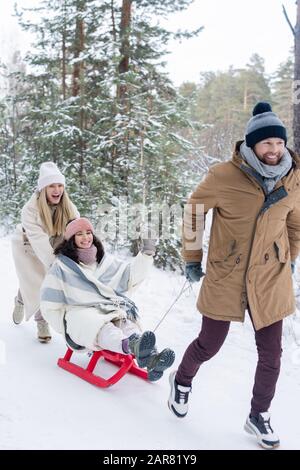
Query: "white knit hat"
37 162 65 191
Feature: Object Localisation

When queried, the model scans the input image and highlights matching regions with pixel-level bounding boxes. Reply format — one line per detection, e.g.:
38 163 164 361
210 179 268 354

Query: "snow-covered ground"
1 235 300 450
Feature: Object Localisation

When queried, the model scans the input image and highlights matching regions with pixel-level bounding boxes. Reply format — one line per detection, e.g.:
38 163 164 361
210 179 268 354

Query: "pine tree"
1 0 204 269
185 55 272 159
0 51 29 227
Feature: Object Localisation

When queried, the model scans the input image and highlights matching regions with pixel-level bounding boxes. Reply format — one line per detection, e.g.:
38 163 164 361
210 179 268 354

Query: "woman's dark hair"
54 233 105 264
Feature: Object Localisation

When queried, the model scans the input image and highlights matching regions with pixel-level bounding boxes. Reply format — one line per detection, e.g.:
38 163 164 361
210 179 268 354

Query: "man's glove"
141 238 156 256
185 262 205 283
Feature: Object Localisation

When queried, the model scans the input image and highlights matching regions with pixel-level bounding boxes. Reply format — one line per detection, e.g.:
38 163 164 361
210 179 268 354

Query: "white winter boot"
168 370 192 418
244 412 280 449
37 320 52 343
12 296 25 325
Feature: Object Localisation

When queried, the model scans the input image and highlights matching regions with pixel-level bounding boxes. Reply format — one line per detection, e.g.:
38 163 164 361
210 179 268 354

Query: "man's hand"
185 262 205 283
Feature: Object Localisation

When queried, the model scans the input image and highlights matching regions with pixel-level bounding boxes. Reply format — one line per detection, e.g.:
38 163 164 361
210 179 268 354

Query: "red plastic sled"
57 348 148 387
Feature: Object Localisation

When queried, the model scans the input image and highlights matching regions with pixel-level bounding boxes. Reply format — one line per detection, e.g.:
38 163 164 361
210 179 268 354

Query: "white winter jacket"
11 193 79 319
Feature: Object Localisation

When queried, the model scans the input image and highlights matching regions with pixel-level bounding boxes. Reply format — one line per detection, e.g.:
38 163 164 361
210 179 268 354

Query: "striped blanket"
40 252 152 350
41 255 138 320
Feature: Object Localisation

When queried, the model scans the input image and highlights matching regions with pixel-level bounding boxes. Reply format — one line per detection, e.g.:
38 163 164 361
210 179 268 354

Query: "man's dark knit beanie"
245 102 287 148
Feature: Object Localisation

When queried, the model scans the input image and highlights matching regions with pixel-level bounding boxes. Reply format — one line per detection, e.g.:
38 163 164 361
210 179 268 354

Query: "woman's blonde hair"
37 188 77 236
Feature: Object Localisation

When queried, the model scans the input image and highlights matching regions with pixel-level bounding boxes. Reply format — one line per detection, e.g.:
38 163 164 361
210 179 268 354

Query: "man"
168 102 300 449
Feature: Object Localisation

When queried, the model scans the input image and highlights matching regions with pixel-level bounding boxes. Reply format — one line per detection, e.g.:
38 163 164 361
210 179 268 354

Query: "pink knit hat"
65 218 94 241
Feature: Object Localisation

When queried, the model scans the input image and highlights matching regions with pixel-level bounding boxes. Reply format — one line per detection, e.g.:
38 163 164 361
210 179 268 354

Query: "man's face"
253 138 285 166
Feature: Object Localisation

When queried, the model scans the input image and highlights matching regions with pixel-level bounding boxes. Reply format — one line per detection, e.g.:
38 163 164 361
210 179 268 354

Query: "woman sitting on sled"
40 217 175 381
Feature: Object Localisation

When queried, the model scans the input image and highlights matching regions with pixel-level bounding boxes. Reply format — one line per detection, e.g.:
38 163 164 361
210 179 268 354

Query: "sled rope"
153 279 194 332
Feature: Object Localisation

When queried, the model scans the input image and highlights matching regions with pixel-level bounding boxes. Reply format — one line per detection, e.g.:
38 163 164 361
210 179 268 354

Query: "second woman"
40 217 175 381
11 162 79 342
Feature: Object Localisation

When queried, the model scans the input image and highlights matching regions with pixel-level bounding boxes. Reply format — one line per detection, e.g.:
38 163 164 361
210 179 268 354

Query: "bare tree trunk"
72 0 86 181
62 33 67 100
111 0 117 42
111 0 132 197
117 0 132 106
294 1 300 153
62 2 67 100
10 110 17 190
72 9 85 97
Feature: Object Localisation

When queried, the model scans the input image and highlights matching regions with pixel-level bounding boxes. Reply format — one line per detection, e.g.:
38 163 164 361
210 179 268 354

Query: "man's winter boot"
128 331 156 368
37 320 52 343
147 348 175 381
12 296 25 325
244 412 280 449
168 370 192 418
